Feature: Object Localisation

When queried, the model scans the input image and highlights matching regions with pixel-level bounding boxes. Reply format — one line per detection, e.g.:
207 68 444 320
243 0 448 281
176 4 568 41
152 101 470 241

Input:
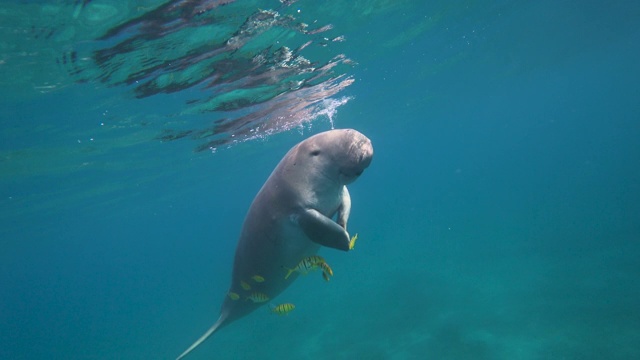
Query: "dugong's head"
301 128 373 185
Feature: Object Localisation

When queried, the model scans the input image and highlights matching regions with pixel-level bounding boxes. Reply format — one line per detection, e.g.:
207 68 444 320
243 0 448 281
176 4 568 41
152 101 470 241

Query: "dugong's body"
176 129 373 359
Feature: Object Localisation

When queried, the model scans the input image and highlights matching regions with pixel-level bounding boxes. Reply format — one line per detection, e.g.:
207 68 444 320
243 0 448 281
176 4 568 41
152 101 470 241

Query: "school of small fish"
231 234 359 317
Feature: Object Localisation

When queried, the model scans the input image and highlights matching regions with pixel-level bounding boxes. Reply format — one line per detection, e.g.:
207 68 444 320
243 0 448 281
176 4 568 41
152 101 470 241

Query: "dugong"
176 128 373 359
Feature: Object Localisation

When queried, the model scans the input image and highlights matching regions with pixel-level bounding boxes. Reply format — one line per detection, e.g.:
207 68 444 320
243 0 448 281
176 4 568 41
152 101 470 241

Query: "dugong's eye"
310 150 321 156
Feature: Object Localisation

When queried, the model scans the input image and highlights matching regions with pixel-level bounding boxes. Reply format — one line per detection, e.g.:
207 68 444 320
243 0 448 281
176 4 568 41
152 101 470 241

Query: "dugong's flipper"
176 315 226 360
298 208 351 251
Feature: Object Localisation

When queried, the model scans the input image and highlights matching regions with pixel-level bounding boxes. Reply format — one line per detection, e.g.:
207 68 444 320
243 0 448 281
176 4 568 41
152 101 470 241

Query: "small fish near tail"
176 313 227 360
271 303 295 315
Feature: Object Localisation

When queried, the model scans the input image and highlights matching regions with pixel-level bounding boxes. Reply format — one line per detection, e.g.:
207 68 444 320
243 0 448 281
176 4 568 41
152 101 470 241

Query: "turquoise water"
2 1 639 359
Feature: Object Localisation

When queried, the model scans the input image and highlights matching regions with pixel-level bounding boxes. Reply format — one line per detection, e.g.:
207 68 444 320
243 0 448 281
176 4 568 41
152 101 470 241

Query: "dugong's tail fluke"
176 315 226 360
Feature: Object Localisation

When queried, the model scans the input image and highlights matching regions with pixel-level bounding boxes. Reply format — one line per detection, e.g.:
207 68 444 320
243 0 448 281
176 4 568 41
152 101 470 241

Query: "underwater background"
1 1 639 359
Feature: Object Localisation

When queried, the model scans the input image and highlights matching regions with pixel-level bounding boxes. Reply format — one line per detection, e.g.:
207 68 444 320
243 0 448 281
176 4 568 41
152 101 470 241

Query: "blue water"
1 1 639 359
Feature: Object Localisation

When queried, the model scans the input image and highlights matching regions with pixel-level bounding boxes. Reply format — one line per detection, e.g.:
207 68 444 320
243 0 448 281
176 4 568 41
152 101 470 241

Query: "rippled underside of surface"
32 0 356 150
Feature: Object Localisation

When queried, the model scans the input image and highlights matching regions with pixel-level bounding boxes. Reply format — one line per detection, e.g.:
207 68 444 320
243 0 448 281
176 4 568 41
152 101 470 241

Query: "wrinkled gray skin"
176 129 373 360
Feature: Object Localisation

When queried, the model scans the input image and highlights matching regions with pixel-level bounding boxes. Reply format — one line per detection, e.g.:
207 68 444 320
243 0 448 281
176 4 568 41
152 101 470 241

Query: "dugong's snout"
338 129 373 183
357 135 373 167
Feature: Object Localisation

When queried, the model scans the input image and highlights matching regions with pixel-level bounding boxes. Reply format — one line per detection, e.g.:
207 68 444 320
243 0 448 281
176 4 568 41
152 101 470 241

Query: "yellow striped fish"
246 292 269 303
271 303 295 315
251 275 265 283
240 281 251 291
348 233 358 250
307 255 326 264
227 292 240 300
284 255 326 279
320 262 333 281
